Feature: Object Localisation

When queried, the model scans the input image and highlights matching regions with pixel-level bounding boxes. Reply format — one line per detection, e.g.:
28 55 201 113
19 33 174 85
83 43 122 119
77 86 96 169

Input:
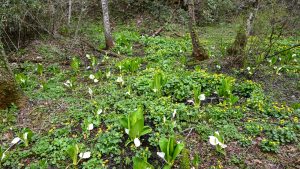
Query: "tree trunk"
246 0 259 36
228 0 259 56
68 0 72 25
101 0 114 49
187 0 209 61
0 41 22 109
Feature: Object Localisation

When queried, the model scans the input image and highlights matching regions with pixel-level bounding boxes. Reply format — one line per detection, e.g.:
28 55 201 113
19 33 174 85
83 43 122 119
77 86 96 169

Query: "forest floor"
0 21 299 169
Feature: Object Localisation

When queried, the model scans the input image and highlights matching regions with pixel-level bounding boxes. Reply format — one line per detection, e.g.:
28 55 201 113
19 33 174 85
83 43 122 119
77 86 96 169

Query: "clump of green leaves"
157 136 184 169
260 139 280 153
66 144 91 167
116 58 142 73
120 106 152 146
17 128 34 147
209 131 227 155
15 73 29 88
71 57 80 73
151 70 167 96
218 78 238 106
193 86 205 107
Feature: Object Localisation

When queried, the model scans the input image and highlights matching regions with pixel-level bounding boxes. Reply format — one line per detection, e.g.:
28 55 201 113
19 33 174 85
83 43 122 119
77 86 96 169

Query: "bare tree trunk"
0 41 23 109
246 0 259 36
101 0 114 49
68 0 72 25
187 0 209 61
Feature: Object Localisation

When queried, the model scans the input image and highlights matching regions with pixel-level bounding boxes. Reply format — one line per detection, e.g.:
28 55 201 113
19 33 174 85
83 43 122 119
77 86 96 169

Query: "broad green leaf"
129 119 144 139
133 157 154 169
169 137 175 156
120 117 128 128
140 126 152 136
67 144 79 165
171 143 184 161
159 138 169 155
163 164 172 169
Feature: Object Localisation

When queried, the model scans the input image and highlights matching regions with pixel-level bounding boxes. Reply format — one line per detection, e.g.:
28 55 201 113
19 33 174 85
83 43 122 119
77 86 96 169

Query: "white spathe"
106 71 111 78
88 88 93 95
134 138 141 147
172 109 177 118
209 136 219 146
209 134 227 149
157 152 165 159
125 129 129 134
89 74 95 80
199 94 206 101
97 109 103 115
94 79 99 83
86 54 91 59
23 132 28 140
116 76 124 84
11 137 21 144
79 152 91 159
87 124 94 130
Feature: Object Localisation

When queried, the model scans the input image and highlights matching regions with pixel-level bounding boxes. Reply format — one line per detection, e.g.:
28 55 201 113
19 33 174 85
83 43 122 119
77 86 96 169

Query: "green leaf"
140 126 152 136
67 144 79 165
163 164 172 169
133 157 154 169
169 137 175 156
159 138 169 156
120 117 128 129
172 143 184 161
129 119 144 139
0 147 4 161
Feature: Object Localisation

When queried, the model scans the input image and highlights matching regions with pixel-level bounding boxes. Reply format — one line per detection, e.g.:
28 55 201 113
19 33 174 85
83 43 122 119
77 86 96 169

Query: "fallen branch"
151 27 164 37
81 38 124 58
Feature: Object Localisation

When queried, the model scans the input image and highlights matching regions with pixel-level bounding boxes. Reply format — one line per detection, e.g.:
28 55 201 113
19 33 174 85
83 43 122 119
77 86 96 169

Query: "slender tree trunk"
246 0 259 36
0 41 22 109
101 0 114 49
228 0 259 56
187 0 209 61
68 0 72 25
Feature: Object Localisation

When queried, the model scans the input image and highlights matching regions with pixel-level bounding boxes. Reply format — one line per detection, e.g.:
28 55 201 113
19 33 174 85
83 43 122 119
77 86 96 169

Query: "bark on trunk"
0 42 22 109
246 0 259 36
227 0 259 56
68 0 72 25
187 0 209 61
101 0 114 49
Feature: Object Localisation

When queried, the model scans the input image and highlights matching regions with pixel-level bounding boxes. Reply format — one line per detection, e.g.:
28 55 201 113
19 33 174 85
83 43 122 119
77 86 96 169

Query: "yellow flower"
293 117 299 123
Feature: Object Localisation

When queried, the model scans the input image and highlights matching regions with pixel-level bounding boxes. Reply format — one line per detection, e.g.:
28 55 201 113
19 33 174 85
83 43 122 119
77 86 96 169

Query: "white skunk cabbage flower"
87 124 94 131
172 109 177 118
134 138 141 147
88 88 93 96
79 152 91 159
97 109 103 115
157 152 165 160
209 132 227 148
116 76 124 85
11 137 21 144
199 94 206 101
89 74 95 80
86 54 91 59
